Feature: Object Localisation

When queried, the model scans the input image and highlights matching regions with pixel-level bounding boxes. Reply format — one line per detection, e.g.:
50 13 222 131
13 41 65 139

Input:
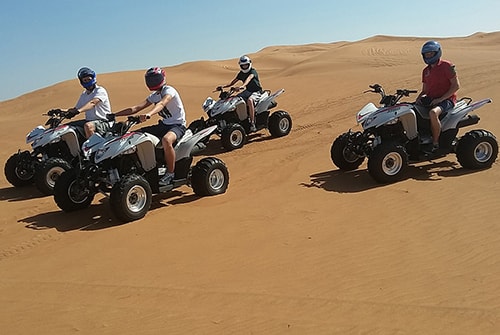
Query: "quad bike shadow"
307 158 481 193
0 185 48 202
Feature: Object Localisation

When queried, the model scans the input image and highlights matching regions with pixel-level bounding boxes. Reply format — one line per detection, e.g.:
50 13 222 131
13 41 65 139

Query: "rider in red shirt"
416 40 460 151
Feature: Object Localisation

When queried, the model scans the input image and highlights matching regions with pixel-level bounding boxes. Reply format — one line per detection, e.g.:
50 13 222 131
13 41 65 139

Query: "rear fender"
441 98 492 131
175 125 217 159
255 88 284 114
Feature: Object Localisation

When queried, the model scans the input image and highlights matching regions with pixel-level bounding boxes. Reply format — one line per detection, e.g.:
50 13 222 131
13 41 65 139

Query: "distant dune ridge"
1 32 500 334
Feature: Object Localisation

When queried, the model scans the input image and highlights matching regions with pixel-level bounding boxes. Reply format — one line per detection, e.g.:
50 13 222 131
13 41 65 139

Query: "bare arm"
239 73 254 90
114 99 151 116
144 94 173 119
71 97 101 113
221 76 240 88
434 76 460 104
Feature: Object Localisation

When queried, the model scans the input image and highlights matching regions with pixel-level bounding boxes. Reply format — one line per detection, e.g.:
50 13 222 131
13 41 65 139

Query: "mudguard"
175 125 217 159
441 98 492 131
31 124 81 157
255 88 284 114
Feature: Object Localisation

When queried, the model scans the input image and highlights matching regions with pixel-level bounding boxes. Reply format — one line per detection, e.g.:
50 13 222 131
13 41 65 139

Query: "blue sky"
1 0 499 102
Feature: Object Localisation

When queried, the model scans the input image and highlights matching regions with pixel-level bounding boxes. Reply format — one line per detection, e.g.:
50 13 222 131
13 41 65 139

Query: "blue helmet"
421 40 442 65
77 67 97 89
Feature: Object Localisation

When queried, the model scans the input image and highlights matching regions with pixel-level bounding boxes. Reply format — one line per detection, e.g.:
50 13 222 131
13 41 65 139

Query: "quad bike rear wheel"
221 123 246 151
368 143 408 183
191 157 229 196
110 174 152 222
54 170 95 212
268 110 292 137
456 129 498 169
331 133 365 171
34 157 72 195
4 151 36 187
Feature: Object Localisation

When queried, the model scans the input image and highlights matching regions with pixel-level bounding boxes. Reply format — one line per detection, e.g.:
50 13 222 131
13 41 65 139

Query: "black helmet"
77 67 96 89
145 67 166 91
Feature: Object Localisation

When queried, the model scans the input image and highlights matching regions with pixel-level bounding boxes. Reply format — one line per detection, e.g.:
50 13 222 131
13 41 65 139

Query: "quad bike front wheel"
4 151 36 187
34 157 72 195
54 170 95 212
110 174 152 222
456 129 498 169
330 133 365 171
221 123 246 151
191 157 229 196
368 143 408 183
268 110 292 137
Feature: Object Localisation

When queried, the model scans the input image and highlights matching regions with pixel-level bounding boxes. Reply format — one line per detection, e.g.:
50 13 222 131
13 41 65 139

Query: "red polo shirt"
422 59 457 103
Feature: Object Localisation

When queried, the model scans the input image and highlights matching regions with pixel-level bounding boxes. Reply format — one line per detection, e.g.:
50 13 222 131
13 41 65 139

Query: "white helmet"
238 55 252 73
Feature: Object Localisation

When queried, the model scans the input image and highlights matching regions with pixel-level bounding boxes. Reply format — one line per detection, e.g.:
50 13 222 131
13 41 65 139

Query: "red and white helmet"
145 67 166 91
238 55 252 73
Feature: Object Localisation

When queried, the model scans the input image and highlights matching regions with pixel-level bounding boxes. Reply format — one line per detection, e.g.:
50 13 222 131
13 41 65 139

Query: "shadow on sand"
304 159 485 193
17 188 205 232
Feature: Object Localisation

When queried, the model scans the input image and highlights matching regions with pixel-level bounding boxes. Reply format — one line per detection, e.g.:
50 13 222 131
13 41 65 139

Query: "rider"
65 67 113 139
113 67 187 186
218 55 263 132
416 40 460 152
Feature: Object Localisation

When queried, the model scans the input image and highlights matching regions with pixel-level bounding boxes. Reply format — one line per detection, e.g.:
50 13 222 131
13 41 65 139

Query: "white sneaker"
249 123 257 132
159 172 175 186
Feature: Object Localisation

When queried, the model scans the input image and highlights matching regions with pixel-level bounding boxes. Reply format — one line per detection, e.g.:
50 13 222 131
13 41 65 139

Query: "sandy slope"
1 33 500 334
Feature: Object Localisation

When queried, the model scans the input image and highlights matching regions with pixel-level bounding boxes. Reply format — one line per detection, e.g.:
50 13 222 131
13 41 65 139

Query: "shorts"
68 119 111 136
89 119 111 135
237 90 262 101
436 99 455 113
139 120 186 141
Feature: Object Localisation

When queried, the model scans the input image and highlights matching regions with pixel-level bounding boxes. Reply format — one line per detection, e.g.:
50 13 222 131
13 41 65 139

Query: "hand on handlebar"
65 108 80 119
47 108 62 116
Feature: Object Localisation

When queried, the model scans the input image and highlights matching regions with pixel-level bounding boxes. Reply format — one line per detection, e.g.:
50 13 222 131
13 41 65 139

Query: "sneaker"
249 123 257 132
159 172 175 186
431 143 439 152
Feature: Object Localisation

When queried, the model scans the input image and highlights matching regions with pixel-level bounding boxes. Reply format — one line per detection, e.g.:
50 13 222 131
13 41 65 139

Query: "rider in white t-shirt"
65 67 112 138
113 67 187 186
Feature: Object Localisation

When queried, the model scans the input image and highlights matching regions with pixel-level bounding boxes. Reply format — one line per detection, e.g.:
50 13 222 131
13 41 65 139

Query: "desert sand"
1 33 500 334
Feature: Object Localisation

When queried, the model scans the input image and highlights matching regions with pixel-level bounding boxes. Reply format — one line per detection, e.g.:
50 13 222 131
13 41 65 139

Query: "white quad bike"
53 116 229 222
4 109 90 195
188 86 292 151
331 84 498 183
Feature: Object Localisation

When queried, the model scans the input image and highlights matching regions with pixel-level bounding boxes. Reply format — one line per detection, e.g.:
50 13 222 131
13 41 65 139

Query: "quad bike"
188 86 292 151
54 116 229 222
4 109 91 195
331 83 498 183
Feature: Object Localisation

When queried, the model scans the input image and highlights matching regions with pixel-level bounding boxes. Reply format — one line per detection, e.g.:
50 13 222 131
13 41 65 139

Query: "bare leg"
84 121 96 139
247 98 255 124
429 106 442 145
162 131 177 173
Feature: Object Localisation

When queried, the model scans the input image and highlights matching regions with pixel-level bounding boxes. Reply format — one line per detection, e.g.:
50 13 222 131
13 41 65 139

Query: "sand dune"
1 32 500 334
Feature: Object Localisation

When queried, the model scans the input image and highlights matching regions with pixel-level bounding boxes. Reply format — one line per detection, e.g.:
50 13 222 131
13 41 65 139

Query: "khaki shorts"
88 119 111 136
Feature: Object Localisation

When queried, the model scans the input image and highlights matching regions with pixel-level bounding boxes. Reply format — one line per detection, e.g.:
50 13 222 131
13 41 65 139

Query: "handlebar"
364 84 418 106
